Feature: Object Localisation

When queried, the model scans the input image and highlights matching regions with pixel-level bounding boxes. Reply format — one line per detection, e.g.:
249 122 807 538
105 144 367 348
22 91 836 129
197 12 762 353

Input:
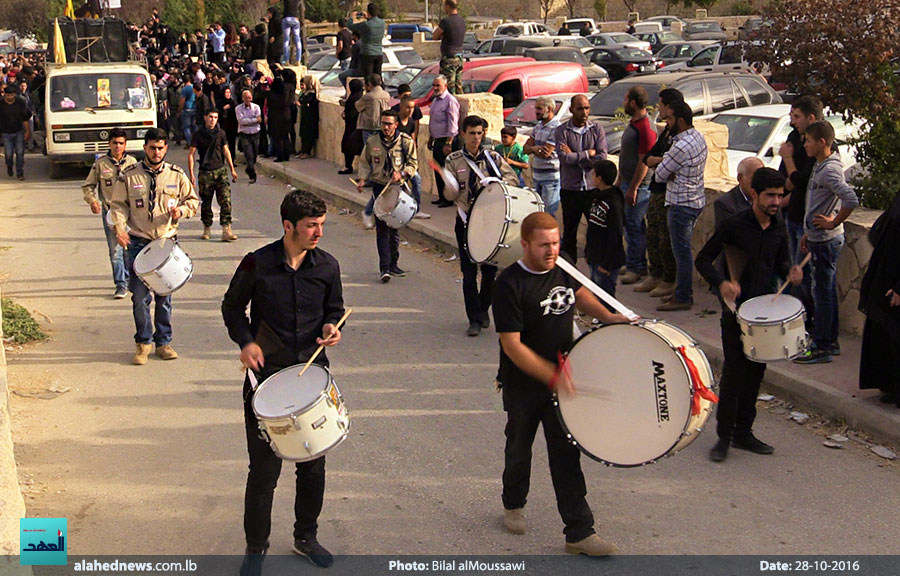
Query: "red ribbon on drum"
676 345 719 415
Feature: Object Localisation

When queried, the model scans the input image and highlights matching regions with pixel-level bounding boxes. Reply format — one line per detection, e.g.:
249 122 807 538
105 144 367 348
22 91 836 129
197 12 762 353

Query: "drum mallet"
773 252 812 301
555 257 639 322
298 308 353 378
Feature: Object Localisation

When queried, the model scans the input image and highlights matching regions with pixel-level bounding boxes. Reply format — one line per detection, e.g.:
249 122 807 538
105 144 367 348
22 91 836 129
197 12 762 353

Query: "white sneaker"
414 212 431 219
363 213 375 229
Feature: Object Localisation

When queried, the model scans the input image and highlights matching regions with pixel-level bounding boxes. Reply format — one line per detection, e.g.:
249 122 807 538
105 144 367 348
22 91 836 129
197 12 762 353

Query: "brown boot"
565 534 618 556
222 225 238 242
156 344 179 360
201 226 211 240
503 508 527 535
649 281 676 298
632 276 660 293
133 343 152 365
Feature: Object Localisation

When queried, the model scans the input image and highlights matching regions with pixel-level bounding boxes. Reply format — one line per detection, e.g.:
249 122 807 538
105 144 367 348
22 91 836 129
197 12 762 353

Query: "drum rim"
555 321 702 468
134 237 181 274
737 294 805 325
466 183 513 264
135 240 193 295
252 363 335 419
266 426 350 462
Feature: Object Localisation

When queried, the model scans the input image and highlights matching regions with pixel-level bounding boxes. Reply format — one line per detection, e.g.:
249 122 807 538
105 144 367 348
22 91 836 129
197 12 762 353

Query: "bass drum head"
253 364 331 419
466 182 509 263
373 185 401 217
133 238 175 275
738 294 804 324
558 324 693 467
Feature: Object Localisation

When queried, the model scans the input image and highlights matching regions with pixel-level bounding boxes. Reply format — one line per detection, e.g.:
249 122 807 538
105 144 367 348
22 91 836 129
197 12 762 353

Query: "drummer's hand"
116 230 130 247
240 342 265 371
610 313 633 324
90 201 102 214
720 280 741 303
317 323 341 347
799 233 809 254
171 206 183 220
231 168 239 182
888 289 900 307
391 171 402 183
356 181 364 193
788 264 803 286
555 367 575 399
442 144 451 156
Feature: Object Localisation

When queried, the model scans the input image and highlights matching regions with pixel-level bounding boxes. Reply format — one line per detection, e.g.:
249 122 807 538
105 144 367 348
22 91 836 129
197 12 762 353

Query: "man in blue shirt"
208 23 226 67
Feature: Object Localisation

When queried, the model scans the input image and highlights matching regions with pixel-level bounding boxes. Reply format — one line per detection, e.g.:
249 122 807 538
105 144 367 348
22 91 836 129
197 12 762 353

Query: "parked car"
462 31 479 53
504 93 580 135
682 20 727 41
561 18 599 35
710 104 861 178
661 42 761 74
494 22 551 37
644 16 688 31
473 35 590 56
586 32 651 53
308 45 424 80
397 56 536 108
385 63 431 95
586 47 660 82
654 41 718 67
460 61 589 116
738 17 768 41
522 46 609 90
307 33 336 44
633 31 684 53
633 21 664 34
388 23 433 42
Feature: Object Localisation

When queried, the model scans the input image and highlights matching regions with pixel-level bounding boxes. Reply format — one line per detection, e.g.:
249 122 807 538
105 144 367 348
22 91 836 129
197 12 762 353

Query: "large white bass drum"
466 181 544 268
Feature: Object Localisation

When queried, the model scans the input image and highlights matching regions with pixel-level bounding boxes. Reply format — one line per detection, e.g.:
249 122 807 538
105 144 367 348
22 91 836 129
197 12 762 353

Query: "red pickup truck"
460 61 589 117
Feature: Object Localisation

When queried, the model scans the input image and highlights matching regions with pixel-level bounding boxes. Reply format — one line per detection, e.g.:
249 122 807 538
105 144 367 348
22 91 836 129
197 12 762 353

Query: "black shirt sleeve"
492 272 523 334
323 259 345 327
222 252 258 349
695 223 730 290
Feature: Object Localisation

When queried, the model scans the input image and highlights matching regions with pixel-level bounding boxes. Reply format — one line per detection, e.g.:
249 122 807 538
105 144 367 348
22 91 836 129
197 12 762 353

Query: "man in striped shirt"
646 101 707 311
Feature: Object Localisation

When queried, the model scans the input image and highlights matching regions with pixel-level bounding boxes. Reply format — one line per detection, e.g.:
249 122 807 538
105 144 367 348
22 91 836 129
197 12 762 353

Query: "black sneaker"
17 174 24 181
437 200 455 208
793 347 832 364
338 168 353 175
732 434 774 455
709 438 729 462
248 177 257 184
481 316 490 329
466 322 481 337
829 342 841 356
380 271 391 283
6 166 11 177
239 545 268 576
114 286 129 299
293 537 334 568
388 266 407 277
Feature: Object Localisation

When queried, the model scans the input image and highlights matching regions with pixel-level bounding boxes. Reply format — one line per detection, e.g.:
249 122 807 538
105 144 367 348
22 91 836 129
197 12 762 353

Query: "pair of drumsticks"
724 249 812 312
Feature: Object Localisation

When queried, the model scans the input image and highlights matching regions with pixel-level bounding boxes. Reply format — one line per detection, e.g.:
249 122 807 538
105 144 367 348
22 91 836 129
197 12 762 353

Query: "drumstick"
723 247 741 313
554 257 639 322
349 177 362 187
297 308 353 378
773 252 812 301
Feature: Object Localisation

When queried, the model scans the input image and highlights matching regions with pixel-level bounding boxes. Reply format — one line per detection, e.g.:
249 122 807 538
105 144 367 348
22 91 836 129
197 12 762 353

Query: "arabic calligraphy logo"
19 518 67 565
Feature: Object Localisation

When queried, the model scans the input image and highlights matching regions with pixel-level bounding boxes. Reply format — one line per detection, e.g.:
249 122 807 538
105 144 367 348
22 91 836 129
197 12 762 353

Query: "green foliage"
306 0 343 23
593 0 606 19
1 298 47 345
730 0 754 15
681 0 719 8
853 116 900 211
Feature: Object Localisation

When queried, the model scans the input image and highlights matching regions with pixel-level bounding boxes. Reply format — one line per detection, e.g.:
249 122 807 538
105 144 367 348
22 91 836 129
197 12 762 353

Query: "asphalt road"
2 150 900 559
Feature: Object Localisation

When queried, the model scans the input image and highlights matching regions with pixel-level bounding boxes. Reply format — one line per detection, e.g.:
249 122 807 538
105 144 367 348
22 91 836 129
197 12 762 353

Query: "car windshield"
49 73 152 112
462 79 494 93
310 54 337 71
611 34 637 43
659 32 682 42
590 82 660 116
408 72 436 99
496 26 521 36
387 67 420 88
506 98 563 125
394 49 423 65
711 114 778 152
560 37 590 48
319 69 342 86
615 48 650 59
690 22 723 33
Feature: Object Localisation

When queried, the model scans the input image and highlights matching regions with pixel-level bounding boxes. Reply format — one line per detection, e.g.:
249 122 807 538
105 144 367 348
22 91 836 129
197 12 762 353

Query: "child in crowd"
585 158 625 307
494 126 529 187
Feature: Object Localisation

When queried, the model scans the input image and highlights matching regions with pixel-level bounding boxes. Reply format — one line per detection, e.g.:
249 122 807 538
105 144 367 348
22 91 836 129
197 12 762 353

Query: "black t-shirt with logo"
191 127 227 171
438 14 466 58
492 261 580 390
336 28 353 60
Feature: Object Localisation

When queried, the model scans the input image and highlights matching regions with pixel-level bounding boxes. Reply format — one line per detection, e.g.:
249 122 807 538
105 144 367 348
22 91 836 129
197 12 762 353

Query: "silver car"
585 32 651 53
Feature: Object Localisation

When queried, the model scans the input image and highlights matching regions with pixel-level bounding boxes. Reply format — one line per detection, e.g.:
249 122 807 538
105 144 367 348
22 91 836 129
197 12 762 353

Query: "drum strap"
676 346 719 415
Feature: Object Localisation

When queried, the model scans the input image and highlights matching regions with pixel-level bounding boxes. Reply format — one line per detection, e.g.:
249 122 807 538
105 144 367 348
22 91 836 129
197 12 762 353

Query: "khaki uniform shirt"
354 86 391 132
357 132 418 186
110 161 200 240
444 147 519 215
82 153 138 208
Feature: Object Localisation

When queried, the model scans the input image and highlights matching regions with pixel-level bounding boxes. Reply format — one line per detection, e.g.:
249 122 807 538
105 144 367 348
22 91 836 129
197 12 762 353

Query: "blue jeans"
282 17 302 63
808 235 843 349
786 217 814 319
410 173 422 211
125 236 173 346
589 264 618 313
533 176 560 216
372 183 399 271
339 58 350 71
181 109 196 144
3 130 25 176
667 204 702 304
101 205 128 290
621 181 651 274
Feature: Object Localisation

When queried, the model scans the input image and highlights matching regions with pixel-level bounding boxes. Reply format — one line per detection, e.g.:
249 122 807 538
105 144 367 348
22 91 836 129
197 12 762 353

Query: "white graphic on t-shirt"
541 286 576 316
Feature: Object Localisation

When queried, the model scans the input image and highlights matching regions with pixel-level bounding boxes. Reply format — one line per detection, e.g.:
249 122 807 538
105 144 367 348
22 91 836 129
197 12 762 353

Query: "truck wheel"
49 161 64 179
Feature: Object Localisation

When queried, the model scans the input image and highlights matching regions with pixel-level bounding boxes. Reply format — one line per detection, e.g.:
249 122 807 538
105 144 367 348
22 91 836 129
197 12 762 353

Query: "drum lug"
780 325 787 335
258 425 271 444
506 217 519 224
749 346 757 359
498 243 510 249
783 345 790 359
312 416 327 430
290 413 301 431
747 325 753 336
304 441 312 454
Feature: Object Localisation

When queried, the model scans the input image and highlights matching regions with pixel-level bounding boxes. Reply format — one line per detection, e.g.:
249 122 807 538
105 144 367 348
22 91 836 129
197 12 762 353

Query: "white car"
504 93 581 136
307 45 424 81
709 104 861 178
585 32 652 53
494 21 551 37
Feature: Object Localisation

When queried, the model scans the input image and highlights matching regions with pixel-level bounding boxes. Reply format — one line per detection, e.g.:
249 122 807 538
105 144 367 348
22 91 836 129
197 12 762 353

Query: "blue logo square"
20 518 67 566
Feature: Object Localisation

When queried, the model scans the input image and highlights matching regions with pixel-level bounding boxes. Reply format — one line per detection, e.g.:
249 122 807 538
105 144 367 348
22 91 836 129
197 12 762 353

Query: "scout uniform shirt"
444 146 518 220
82 152 138 208
357 132 418 186
109 161 200 240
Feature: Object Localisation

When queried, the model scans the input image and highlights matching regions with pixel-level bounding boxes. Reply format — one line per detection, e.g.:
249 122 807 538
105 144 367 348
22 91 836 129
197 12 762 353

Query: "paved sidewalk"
259 155 900 445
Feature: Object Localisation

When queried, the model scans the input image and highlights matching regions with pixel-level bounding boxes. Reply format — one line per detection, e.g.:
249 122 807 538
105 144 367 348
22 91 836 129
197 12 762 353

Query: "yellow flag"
64 0 75 19
54 18 67 65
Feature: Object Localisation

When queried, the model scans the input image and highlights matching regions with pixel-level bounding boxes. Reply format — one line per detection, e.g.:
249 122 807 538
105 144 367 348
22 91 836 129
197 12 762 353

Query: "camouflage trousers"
198 166 232 227
647 192 676 282
439 56 463 95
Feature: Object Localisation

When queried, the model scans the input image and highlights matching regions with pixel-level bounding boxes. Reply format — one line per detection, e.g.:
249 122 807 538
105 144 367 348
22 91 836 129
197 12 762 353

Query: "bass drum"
556 321 717 467
466 181 543 268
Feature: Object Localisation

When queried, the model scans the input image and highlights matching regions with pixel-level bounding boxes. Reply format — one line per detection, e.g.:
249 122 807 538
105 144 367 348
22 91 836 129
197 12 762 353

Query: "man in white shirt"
236 89 262 184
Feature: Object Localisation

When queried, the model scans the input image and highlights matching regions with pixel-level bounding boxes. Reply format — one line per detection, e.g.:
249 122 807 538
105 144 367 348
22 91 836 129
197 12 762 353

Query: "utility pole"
425 0 429 24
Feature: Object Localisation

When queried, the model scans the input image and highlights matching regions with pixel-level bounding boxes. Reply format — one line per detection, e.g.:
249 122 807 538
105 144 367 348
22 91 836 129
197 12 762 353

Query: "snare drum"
252 364 350 462
466 181 544 268
557 321 717 467
737 295 808 361
373 183 418 229
132 238 193 296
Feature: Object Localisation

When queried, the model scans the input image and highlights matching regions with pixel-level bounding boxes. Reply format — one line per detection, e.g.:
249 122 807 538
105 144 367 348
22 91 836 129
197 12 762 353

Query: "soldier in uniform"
444 115 518 337
356 109 418 282
188 109 239 242
82 128 138 299
110 128 200 366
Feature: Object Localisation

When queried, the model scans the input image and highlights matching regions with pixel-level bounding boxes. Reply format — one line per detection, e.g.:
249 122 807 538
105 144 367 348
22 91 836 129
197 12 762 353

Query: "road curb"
259 158 900 447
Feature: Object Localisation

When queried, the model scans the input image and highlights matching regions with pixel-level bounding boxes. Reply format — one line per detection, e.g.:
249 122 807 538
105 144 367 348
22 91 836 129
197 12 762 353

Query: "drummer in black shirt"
492 212 628 556
695 168 802 463
222 189 345 570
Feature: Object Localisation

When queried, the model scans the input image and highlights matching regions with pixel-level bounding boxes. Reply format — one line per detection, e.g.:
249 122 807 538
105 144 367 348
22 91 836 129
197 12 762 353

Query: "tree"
537 0 552 24
306 0 342 22
681 0 719 8
563 0 583 19
744 0 900 209
621 0 637 13
593 0 606 20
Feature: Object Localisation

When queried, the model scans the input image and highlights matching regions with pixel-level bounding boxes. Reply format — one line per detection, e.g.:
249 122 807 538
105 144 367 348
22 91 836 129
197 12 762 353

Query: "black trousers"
359 54 383 78
242 375 325 549
373 183 399 272
560 188 593 262
501 384 595 543
239 133 259 179
432 137 451 202
455 216 496 325
716 306 767 440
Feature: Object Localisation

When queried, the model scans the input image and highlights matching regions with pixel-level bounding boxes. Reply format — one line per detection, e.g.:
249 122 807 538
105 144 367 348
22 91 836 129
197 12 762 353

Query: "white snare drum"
374 183 417 229
132 238 193 296
737 294 808 361
466 181 544 268
557 321 717 467
252 364 350 462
